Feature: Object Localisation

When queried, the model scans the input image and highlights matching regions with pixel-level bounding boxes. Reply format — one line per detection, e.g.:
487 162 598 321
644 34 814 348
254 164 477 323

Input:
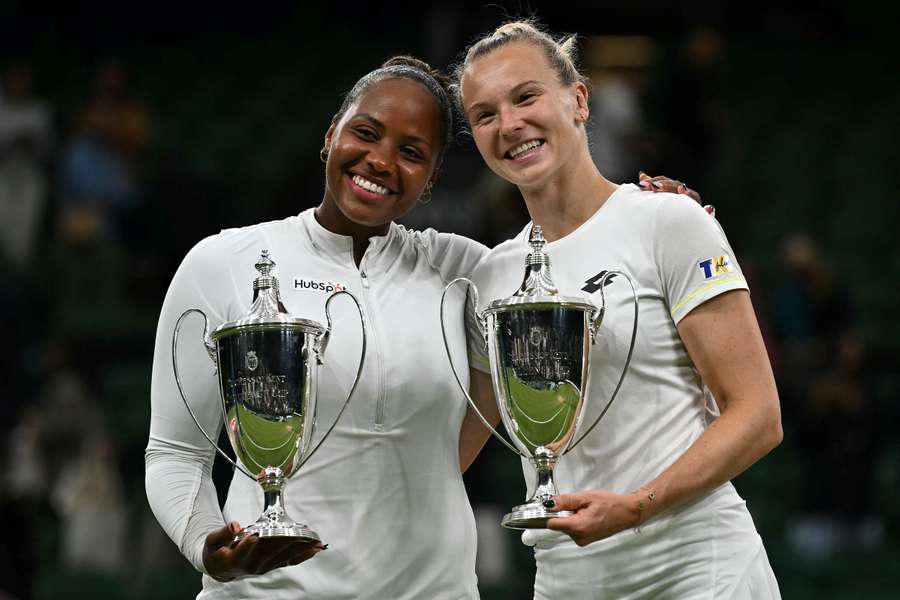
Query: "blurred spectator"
0 61 53 269
771 233 884 560
582 36 656 184
646 25 727 190
57 59 149 243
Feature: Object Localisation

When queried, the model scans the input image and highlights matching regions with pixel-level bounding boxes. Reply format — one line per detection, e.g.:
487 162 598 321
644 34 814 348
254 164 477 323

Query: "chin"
340 200 398 228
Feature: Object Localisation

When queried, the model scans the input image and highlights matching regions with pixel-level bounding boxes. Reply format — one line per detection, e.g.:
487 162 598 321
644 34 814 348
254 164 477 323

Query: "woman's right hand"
203 521 325 582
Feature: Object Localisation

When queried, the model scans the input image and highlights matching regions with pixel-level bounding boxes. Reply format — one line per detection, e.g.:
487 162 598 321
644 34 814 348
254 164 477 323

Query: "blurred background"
1 1 898 598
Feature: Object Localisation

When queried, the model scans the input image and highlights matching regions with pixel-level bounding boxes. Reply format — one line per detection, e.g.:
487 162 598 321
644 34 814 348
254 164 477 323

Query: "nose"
366 142 394 175
498 106 523 138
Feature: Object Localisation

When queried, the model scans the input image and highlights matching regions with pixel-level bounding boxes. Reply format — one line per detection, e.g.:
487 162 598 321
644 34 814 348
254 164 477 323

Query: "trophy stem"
501 447 574 529
234 467 321 543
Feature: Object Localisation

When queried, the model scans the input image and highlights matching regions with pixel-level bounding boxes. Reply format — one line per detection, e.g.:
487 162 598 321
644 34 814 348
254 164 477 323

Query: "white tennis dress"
467 184 781 599
146 208 486 599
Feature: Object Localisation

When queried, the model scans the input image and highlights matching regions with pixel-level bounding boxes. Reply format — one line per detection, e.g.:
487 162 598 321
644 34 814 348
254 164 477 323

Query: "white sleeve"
464 257 493 375
652 197 749 324
414 228 488 284
145 236 232 574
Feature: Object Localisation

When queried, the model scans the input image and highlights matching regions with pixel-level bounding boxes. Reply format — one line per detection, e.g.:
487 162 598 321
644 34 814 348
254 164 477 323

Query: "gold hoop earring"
320 146 329 163
419 182 433 204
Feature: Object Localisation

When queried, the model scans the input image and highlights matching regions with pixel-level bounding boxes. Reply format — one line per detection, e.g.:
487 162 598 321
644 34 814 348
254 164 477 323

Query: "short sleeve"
652 197 749 324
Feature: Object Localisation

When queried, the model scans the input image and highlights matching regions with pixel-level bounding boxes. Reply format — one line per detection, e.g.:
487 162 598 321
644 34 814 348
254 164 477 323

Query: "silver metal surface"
441 226 639 530
173 250 365 543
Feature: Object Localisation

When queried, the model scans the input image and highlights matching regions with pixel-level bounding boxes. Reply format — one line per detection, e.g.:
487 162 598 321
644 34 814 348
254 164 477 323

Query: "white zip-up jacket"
146 208 486 599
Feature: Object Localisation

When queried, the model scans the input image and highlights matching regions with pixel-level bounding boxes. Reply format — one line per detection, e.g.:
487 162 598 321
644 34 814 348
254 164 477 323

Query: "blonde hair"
452 19 590 115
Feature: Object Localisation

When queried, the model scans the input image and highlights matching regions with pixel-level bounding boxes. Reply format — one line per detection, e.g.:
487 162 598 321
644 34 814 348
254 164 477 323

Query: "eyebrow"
352 113 434 150
466 80 544 115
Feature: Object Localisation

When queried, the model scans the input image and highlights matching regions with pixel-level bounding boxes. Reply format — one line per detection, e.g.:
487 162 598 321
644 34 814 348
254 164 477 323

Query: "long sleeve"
145 235 235 574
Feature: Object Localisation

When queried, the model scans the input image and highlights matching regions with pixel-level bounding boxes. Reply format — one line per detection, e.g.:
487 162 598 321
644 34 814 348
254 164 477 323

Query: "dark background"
1 1 898 598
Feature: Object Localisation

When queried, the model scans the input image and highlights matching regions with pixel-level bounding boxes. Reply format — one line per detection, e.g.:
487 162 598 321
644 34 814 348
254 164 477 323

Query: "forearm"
639 290 782 523
145 437 225 573
635 394 782 523
458 367 500 473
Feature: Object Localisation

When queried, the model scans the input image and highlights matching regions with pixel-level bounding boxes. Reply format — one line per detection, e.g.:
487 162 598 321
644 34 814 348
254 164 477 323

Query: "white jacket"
146 208 486 599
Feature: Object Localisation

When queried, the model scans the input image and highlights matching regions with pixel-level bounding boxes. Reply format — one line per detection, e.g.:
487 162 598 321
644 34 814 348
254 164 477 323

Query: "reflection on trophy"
441 226 638 529
172 250 365 542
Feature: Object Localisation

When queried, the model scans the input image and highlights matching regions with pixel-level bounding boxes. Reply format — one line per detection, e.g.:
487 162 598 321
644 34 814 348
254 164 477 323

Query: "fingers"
257 540 325 574
637 171 662 191
637 172 701 202
547 493 590 512
206 521 240 551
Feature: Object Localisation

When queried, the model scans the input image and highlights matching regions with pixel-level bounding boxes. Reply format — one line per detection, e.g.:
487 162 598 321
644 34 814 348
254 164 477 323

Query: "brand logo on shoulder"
293 278 346 293
582 270 619 294
698 255 733 279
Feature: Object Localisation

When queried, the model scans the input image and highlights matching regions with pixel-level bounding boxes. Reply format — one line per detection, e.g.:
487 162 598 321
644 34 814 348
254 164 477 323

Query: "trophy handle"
441 278 529 458
297 289 367 469
566 271 640 453
172 309 255 480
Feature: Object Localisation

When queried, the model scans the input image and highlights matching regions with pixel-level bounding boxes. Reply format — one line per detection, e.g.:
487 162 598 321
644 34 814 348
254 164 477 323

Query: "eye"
353 126 378 141
474 111 495 125
400 146 425 162
517 91 538 104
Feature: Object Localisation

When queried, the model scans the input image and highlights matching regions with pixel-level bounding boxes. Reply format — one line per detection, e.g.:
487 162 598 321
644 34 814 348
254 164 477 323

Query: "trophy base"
501 503 574 530
234 521 321 544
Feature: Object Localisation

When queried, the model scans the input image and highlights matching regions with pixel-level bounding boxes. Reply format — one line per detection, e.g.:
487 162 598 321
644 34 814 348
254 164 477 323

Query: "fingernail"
651 181 663 189
705 205 716 216
638 180 649 188
321 544 329 550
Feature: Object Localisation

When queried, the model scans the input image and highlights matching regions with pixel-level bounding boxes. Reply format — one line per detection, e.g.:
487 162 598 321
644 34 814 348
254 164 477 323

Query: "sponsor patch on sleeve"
697 255 734 280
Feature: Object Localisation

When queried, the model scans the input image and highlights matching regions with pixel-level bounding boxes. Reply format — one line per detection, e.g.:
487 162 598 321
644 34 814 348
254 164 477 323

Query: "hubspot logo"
293 278 346 293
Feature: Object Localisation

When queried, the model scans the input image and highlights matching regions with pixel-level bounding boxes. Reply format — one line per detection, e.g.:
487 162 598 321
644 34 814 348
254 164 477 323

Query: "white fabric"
147 208 486 599
467 184 779 598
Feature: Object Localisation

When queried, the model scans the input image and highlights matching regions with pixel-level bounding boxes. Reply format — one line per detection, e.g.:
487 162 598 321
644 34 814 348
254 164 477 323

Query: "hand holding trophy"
172 250 365 543
441 226 638 529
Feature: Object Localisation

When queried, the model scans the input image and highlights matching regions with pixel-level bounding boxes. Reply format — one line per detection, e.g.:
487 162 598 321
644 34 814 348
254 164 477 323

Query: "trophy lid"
485 225 597 314
212 250 325 339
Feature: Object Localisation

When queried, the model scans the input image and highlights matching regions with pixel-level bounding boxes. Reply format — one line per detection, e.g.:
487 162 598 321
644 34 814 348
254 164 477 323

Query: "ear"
324 122 336 149
574 81 590 123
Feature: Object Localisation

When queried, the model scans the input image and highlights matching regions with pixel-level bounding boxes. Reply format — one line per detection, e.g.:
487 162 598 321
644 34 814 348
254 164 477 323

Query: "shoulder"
471 235 525 278
180 217 294 274
395 223 489 277
400 224 488 257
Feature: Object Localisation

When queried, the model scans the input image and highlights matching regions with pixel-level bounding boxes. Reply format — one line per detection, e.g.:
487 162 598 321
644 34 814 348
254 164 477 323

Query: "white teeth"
352 175 390 195
508 139 543 159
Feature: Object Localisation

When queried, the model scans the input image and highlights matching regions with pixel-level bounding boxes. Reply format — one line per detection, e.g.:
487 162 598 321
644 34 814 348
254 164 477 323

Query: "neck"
518 150 617 242
314 199 389 266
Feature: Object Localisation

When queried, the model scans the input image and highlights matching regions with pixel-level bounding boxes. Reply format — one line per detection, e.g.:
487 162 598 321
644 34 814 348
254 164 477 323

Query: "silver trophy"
441 226 638 529
172 250 365 542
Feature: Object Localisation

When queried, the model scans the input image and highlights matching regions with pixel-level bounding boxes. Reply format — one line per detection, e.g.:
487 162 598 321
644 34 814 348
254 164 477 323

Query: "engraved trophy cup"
441 226 638 529
172 250 366 542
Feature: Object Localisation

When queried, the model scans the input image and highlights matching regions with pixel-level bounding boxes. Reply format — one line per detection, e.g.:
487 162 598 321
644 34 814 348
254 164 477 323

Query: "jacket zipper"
359 265 387 431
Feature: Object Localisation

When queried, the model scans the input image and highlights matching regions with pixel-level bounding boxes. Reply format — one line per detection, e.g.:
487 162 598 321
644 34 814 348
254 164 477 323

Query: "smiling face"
461 42 589 191
322 77 443 231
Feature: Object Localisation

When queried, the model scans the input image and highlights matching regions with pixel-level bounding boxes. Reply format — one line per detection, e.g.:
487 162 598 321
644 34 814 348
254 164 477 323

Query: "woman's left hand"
638 171 715 216
545 490 640 546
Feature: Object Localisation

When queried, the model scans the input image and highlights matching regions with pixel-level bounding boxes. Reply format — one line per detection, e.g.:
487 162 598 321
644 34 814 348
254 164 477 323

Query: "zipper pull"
360 270 369 289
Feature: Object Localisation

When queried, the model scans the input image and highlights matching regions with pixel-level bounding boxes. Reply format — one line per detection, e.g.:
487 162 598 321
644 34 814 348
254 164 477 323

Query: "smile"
351 174 392 195
505 139 545 160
